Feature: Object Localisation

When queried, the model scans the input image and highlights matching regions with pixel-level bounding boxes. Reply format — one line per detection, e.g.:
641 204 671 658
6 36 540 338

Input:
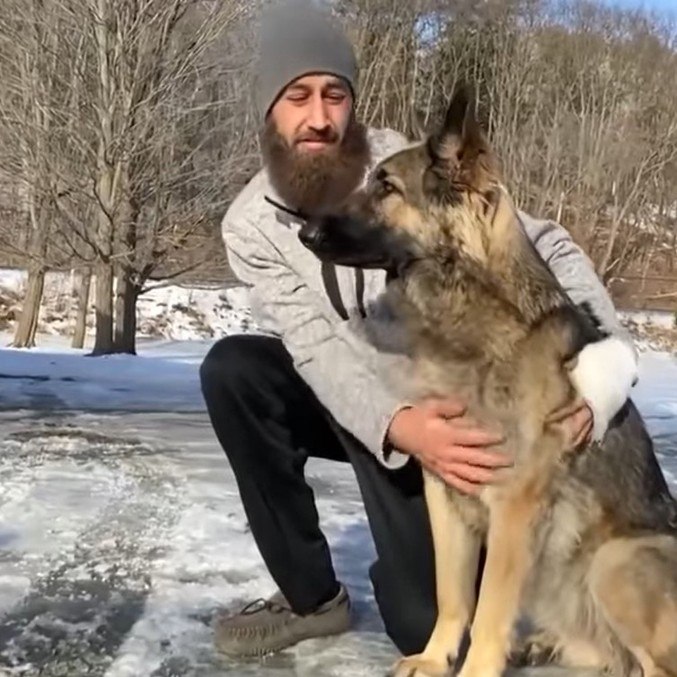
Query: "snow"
0 268 255 342
0 336 401 676
0 271 676 676
1 266 674 349
0 339 209 413
621 309 675 331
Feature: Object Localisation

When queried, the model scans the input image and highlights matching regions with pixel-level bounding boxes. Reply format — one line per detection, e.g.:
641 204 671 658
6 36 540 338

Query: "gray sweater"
221 128 638 469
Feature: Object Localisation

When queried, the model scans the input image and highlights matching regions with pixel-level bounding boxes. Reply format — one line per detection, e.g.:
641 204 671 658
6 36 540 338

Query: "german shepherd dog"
298 87 677 677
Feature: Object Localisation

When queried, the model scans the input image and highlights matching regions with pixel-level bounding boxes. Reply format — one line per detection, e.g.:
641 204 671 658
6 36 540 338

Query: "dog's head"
298 85 509 278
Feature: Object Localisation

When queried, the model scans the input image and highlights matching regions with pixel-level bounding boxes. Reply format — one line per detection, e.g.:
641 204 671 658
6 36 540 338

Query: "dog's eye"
380 178 402 197
372 168 403 198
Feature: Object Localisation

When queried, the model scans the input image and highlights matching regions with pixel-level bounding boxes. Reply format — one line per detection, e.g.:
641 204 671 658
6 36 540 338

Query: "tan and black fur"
298 87 677 677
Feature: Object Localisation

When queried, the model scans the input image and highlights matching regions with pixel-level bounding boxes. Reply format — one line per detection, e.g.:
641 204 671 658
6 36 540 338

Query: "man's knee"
199 334 286 398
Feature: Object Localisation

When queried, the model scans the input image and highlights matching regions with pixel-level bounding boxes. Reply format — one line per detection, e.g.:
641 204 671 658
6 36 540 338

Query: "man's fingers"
545 397 587 424
574 416 594 448
445 462 496 485
445 445 512 468
560 403 594 449
440 444 513 468
460 446 513 468
419 460 479 496
442 424 505 448
421 459 487 496
424 397 467 419
447 415 484 430
443 473 483 496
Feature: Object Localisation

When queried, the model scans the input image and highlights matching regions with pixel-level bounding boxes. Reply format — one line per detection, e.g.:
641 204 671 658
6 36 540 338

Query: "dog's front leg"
389 469 481 677
456 491 540 677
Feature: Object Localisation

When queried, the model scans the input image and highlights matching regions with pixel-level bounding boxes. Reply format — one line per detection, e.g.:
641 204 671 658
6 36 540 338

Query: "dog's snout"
299 222 324 249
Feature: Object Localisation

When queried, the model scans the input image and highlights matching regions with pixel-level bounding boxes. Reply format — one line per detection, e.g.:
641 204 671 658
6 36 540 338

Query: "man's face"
268 73 353 154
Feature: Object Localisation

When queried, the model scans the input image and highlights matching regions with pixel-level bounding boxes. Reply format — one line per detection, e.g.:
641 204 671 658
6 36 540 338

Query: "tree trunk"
11 266 45 348
91 260 114 355
121 279 138 354
597 217 622 283
113 268 138 354
71 267 92 349
113 264 123 349
90 0 116 357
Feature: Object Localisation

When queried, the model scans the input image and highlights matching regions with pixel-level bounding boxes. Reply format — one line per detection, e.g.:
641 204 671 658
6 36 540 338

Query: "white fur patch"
569 336 639 441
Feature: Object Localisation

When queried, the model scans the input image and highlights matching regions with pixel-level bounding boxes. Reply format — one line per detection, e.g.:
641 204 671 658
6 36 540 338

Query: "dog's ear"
428 84 498 193
440 85 482 151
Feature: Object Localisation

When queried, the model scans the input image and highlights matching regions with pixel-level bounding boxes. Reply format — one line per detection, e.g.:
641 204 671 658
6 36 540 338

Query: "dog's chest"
449 490 490 532
412 353 520 421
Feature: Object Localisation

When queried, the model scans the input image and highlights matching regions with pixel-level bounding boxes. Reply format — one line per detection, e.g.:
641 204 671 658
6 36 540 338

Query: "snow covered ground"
1 336 394 677
0 269 254 343
0 339 675 677
2 266 675 351
0 334 676 674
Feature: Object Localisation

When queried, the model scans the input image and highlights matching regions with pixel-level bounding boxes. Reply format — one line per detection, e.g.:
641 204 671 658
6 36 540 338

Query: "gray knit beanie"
255 0 358 120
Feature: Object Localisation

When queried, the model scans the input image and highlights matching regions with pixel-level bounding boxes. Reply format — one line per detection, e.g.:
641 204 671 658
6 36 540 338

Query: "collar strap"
264 195 308 221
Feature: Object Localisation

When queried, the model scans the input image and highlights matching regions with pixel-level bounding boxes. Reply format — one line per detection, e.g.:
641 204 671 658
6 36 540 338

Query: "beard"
261 114 371 216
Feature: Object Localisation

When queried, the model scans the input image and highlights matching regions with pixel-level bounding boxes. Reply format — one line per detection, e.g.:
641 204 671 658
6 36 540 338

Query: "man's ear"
428 84 499 192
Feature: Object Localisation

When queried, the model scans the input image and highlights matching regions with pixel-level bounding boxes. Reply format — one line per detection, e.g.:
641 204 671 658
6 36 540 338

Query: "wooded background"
0 0 675 353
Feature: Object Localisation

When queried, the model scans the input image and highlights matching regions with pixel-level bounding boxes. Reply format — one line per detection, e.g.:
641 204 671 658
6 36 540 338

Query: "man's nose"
307 94 330 131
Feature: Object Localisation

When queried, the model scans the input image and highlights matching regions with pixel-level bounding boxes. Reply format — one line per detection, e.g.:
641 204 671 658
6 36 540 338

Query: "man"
199 0 639 660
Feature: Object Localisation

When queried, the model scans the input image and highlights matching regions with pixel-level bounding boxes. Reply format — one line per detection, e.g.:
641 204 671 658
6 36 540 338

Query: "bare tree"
2 0 675 346
0 0 256 353
0 1 72 346
71 267 92 349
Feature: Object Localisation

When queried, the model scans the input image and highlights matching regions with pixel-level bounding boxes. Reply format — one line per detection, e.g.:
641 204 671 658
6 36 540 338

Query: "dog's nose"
298 223 323 249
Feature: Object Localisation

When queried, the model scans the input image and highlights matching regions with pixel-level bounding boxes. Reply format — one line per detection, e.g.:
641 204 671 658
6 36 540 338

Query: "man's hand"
546 397 594 450
387 397 511 495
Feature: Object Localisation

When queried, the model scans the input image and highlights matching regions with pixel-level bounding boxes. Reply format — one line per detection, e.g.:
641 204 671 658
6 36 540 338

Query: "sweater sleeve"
523 214 639 440
223 212 411 469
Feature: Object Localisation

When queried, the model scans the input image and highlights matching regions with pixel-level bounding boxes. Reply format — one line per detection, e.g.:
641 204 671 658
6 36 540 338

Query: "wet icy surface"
0 341 675 676
0 409 397 677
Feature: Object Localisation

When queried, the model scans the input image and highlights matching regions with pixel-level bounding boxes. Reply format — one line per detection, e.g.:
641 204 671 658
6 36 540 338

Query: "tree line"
0 0 675 354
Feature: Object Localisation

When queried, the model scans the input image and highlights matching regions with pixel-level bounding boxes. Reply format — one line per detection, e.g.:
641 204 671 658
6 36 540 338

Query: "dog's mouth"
298 214 417 275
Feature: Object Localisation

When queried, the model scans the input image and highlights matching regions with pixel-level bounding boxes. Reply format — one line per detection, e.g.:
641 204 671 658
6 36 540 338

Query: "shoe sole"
214 617 351 659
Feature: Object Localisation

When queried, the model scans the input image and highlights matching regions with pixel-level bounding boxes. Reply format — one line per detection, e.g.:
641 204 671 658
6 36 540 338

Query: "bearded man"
199 0 639 661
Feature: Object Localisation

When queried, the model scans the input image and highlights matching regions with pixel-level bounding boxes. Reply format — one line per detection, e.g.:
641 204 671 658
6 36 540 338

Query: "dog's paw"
456 655 505 677
456 665 501 677
386 653 453 677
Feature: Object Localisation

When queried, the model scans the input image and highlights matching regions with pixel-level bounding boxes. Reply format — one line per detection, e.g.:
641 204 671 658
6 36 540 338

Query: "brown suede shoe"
213 585 351 658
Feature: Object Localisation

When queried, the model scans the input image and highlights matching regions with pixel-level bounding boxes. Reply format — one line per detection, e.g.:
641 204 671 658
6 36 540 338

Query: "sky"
600 0 676 14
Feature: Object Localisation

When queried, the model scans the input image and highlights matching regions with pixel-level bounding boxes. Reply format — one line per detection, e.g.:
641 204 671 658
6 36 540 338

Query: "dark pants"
199 334 437 655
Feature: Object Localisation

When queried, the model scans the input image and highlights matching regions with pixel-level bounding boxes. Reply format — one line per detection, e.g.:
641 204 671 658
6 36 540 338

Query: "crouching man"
200 0 638 660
